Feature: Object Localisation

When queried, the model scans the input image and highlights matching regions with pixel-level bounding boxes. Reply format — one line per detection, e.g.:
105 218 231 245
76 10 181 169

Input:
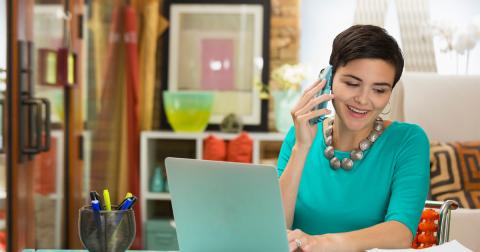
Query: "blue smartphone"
309 65 333 125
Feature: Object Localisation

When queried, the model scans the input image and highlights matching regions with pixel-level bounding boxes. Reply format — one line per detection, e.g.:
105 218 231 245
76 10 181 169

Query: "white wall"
300 0 480 78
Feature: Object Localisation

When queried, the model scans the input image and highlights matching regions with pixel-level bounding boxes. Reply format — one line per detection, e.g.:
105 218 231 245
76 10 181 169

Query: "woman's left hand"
287 229 337 252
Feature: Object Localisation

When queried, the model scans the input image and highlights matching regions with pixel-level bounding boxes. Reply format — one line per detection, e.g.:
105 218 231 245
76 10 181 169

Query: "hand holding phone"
309 65 333 125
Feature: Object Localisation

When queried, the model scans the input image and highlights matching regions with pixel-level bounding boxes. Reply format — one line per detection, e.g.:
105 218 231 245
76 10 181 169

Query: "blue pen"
91 199 105 248
90 191 103 210
92 199 101 212
115 196 137 225
91 200 102 230
118 196 137 210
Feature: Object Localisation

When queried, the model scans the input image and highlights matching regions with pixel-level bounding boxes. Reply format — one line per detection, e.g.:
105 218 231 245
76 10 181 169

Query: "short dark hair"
329 25 404 87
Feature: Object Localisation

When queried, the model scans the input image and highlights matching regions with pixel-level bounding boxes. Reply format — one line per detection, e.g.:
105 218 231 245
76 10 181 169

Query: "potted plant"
257 63 307 133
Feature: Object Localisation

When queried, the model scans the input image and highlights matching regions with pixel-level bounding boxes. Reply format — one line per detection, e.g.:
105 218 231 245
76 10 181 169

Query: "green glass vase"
150 167 164 192
272 90 301 133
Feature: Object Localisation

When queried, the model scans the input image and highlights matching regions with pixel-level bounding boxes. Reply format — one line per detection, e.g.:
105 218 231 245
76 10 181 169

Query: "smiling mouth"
347 105 369 115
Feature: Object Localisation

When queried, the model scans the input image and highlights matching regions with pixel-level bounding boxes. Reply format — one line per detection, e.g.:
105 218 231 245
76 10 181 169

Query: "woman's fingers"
287 229 304 242
302 79 323 94
291 80 326 112
296 108 332 122
288 241 298 252
293 94 334 118
287 230 309 252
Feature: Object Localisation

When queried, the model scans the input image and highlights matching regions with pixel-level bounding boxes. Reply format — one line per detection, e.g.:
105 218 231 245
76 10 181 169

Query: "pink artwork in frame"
201 38 235 90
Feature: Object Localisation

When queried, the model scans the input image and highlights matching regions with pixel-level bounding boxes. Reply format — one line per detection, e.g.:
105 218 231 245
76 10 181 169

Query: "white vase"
272 90 301 133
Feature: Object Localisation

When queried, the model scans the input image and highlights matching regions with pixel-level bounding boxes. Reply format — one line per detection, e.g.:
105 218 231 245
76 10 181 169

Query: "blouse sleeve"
276 126 297 177
384 125 430 237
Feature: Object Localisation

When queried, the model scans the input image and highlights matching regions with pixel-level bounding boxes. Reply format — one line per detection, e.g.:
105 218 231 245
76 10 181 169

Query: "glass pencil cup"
78 205 136 252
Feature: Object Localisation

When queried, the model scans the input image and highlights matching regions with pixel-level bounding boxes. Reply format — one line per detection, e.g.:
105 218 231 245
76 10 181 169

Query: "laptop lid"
165 157 289 252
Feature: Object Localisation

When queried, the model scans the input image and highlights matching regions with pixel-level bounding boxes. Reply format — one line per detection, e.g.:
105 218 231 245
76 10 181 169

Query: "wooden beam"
66 0 85 248
7 0 37 251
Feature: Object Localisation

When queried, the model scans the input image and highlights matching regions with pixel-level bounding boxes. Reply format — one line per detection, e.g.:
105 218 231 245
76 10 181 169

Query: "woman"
277 25 430 251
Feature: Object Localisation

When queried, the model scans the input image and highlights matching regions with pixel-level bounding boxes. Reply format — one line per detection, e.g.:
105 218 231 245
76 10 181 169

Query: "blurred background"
1 0 479 251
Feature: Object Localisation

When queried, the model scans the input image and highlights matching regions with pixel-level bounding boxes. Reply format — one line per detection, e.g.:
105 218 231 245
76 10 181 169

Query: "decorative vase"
272 90 301 133
150 167 164 192
164 179 169 193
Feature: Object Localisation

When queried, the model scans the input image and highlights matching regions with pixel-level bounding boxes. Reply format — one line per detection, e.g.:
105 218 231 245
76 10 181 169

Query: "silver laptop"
165 157 289 252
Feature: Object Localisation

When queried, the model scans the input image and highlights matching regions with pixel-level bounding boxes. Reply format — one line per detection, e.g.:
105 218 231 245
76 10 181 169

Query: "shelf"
142 130 286 141
145 192 171 200
140 130 286 249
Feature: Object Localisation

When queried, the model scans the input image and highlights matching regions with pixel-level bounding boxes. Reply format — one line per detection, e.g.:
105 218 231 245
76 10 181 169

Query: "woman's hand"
290 79 334 150
287 229 339 252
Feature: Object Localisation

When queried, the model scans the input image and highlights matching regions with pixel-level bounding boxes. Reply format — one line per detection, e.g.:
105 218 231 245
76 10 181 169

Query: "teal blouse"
277 121 430 237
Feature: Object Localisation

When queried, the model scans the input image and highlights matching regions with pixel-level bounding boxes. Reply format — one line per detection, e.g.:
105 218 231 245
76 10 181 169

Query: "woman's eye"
374 89 386 94
346 82 359 86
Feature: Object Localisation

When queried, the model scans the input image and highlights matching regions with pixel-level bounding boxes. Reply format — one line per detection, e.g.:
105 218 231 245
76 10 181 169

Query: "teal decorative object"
150 167 165 192
272 90 301 133
164 178 169 193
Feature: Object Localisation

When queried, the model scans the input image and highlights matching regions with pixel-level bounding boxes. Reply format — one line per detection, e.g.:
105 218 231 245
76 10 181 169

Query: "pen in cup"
90 191 103 210
103 189 112 211
91 199 103 234
118 196 137 210
115 196 137 225
117 192 134 210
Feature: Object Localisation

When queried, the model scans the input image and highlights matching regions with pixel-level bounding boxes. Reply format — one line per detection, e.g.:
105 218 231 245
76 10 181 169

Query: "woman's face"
331 58 395 131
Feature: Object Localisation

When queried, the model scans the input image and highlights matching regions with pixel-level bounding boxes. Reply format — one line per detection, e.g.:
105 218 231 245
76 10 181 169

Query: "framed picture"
161 0 270 131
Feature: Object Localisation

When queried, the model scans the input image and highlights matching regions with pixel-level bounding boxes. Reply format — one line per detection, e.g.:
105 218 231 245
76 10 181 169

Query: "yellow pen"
103 189 112 211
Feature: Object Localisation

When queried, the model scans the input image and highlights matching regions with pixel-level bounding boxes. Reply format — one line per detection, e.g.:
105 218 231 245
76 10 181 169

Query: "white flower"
430 16 480 54
452 29 477 54
271 64 308 90
430 19 456 52
470 15 480 40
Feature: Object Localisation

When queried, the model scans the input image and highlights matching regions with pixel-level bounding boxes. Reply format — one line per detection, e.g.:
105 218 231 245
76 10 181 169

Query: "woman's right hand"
290 79 334 150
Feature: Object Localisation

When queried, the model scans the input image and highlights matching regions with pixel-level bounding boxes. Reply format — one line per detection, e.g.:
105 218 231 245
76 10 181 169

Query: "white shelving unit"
140 130 286 244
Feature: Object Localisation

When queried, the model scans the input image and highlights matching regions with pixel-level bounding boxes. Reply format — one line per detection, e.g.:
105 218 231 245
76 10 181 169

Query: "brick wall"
269 0 300 130
270 0 300 70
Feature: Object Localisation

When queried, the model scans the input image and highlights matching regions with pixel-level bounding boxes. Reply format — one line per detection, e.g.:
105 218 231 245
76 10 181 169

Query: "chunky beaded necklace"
323 117 384 170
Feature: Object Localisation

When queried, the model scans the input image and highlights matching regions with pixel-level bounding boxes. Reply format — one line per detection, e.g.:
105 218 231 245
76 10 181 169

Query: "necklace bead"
325 135 333 146
341 158 354 170
367 131 380 143
330 157 341 169
374 122 383 132
350 149 364 161
324 117 384 171
325 126 333 136
324 146 335 159
359 139 372 151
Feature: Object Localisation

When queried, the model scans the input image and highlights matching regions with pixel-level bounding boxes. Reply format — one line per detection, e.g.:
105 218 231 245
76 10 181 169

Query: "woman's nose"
353 89 369 105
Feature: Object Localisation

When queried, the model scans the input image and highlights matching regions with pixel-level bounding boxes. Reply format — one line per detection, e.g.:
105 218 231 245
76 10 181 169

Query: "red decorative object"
412 208 440 249
203 135 227 161
0 231 5 252
34 136 57 195
226 132 253 163
124 5 142 249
